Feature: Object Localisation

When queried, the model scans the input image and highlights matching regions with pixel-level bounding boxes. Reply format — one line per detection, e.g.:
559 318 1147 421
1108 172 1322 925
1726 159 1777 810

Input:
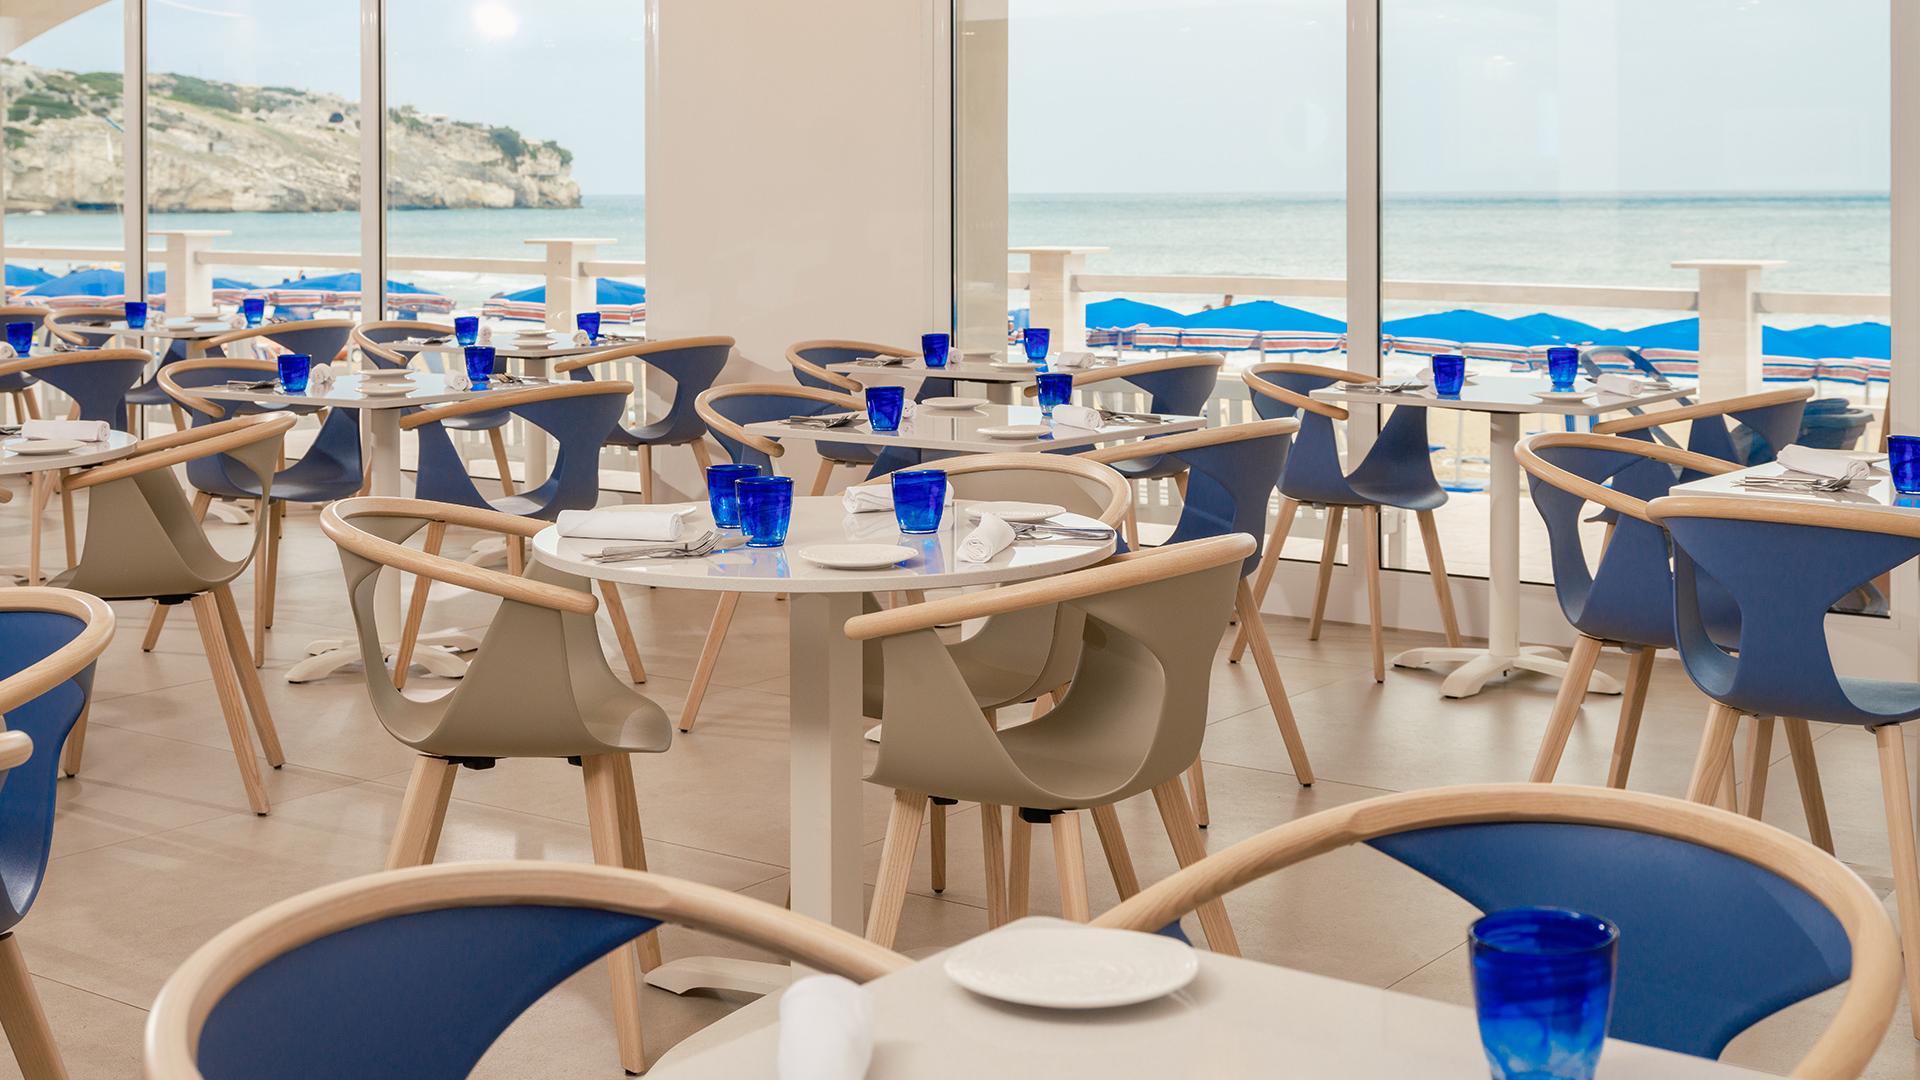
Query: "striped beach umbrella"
482 279 647 324
4 265 53 300
1084 298 1183 349
264 272 454 317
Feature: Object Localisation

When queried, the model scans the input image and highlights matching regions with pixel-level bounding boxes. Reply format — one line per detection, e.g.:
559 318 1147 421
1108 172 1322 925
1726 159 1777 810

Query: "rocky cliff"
1 60 580 212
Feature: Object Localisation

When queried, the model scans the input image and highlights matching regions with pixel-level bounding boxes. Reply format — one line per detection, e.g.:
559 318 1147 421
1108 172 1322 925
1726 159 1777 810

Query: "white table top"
1312 373 1691 416
744 403 1206 454
0 430 137 476
828 357 1049 385
1671 458 1916 520
102 320 233 340
191 372 487 410
658 919 1770 1079
385 330 644 360
531 497 1116 595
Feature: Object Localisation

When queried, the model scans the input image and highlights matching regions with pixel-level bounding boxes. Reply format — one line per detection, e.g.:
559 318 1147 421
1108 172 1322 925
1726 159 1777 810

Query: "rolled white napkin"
959 512 1017 564
1776 444 1878 481
445 368 472 391
777 975 874 1080
478 325 494 346
1051 351 1094 370
1594 373 1655 397
558 505 697 542
0 344 13 361
841 482 955 514
572 329 594 346
23 419 108 442
227 314 246 329
1051 403 1103 430
307 362 337 389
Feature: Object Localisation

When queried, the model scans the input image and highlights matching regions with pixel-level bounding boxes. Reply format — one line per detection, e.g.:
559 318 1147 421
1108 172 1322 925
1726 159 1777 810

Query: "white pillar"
1673 259 1782 401
526 237 610 333
151 229 229 314
956 0 1009 355
1009 246 1104 352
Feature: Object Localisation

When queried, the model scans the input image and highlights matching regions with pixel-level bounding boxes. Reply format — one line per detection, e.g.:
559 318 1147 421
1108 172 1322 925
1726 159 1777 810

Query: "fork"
584 531 720 563
1739 474 1858 493
787 412 862 429
1011 521 1116 540
1097 409 1159 425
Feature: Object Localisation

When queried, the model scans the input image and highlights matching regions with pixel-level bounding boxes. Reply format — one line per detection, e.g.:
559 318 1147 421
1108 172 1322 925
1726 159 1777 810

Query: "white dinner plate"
944 925 1199 1009
163 317 198 327
964 501 1066 524
978 424 1052 440
357 382 416 396
797 544 916 571
990 361 1038 371
4 438 86 455
359 368 416 381
1533 390 1593 402
919 397 983 412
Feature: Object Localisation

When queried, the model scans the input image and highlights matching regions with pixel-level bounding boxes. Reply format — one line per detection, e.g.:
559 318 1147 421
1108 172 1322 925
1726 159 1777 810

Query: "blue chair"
203 318 355 368
157 358 365 663
145 862 908 1079
557 336 733 503
394 381 647 687
0 306 50 422
1652 492 1920 1036
1233 363 1462 683
1097 783 1900 1075
0 587 113 1080
0 347 149 428
352 320 517 498
1592 387 1813 471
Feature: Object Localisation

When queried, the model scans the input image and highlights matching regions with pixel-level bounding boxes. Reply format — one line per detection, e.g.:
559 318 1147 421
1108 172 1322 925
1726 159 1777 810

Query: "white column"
151 229 229 314
526 237 610 332
1673 259 1782 402
360 0 387 321
955 0 1008 355
1345 0 1381 460
1009 246 1104 352
123 0 146 301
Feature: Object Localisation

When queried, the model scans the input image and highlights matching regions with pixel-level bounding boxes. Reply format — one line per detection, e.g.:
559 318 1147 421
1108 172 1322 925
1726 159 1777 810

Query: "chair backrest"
0 348 149 427
1593 388 1814 469
1515 432 1740 648
1243 362 1439 507
1093 783 1898 1077
554 336 734 447
46 307 119 350
0 307 49 392
350 320 450 370
787 339 910 394
928 453 1132 527
405 382 631 520
1648 495 1920 726
695 382 864 474
0 588 113 933
146 861 910 1080
160 358 301 498
205 319 356 364
1041 354 1224 415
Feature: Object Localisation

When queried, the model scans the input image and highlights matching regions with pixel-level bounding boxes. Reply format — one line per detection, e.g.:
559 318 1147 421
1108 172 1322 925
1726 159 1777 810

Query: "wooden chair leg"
167 402 184 432
214 585 284 768
1741 715 1775 820
1008 813 1033 920
809 457 835 498
505 535 525 576
1230 498 1300 663
1151 779 1238 955
678 592 740 732
607 759 663 971
385 755 458 869
144 494 213 651
637 444 655 504
393 522 447 691
1783 718 1834 853
1307 506 1344 641
1530 635 1603 783
1089 802 1141 900
1685 702 1742 804
486 428 516 497
56 471 75 569
980 802 1008 928
580 753 651 1074
688 438 714 474
1125 499 1142 551
1605 648 1655 789
190 593 269 815
597 581 649 683
1052 811 1091 923
1236 579 1314 785
1185 758 1210 828
58 703 89 779
1414 509 1462 646
263 502 284 631
1873 725 1920 1037
251 500 277 667
0 933 67 1080
929 800 947 893
26 470 51 586
866 790 926 948
1360 505 1384 682
21 390 39 421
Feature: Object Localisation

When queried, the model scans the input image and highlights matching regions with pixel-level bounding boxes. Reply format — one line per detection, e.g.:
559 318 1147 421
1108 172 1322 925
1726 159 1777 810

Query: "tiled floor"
5 491 1920 1079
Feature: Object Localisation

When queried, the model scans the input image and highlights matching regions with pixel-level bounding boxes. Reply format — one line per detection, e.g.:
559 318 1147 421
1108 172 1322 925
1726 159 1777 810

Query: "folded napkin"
445 368 472 391
841 482 955 514
777 975 874 1080
1777 444 1879 481
558 505 697 542
1050 404 1104 431
477 325 494 346
1594 373 1657 397
858 354 908 367
1051 351 1095 370
959 512 1017 564
23 419 108 442
308 363 337 390
572 329 595 346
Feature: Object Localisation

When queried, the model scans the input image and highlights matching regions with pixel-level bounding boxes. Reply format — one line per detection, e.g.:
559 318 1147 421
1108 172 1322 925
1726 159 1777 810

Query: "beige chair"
0 306 50 422
52 413 294 814
320 496 678 1075
1096 784 1900 1080
858 534 1256 955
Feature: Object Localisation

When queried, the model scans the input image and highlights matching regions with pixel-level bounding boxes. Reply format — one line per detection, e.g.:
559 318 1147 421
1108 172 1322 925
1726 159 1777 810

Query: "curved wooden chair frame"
1241 362 1357 420
201 319 357 362
1020 352 1226 397
1591 387 1816 437
785 338 916 394
693 382 865 463
348 320 452 370
44 307 122 349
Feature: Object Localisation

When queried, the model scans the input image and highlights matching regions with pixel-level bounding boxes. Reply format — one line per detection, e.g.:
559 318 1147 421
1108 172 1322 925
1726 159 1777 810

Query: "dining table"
744 402 1206 458
0 429 138 584
1310 372 1692 699
101 318 235 357
654 917 1771 1078
1669 454 1907 517
531 499 1117 998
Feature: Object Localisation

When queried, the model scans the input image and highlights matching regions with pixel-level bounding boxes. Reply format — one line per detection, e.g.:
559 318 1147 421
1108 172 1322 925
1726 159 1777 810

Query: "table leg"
520 356 551 489
1391 412 1621 699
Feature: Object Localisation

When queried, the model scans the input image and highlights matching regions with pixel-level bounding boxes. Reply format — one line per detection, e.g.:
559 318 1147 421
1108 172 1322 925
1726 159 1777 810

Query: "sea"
1 191 1892 327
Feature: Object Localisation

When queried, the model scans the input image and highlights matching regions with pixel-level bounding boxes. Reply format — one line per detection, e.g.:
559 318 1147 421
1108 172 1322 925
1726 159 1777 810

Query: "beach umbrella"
1382 308 1569 363
1180 300 1344 354
482 278 647 324
21 268 259 311
4 265 53 299
1507 312 1607 344
265 272 453 316
1083 298 1183 349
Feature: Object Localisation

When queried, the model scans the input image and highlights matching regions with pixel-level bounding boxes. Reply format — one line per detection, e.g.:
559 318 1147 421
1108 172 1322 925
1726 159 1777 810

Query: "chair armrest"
1078 417 1297 466
1515 432 1742 525
1590 388 1815 435
1240 369 1349 420
64 413 295 491
0 347 153 381
552 335 735 375
399 380 631 430
0 588 114 717
0 731 31 772
320 499 598 614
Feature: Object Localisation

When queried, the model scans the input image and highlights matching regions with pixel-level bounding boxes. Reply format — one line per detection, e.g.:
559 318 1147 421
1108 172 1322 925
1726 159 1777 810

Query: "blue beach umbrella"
1764 322 1889 360
1083 298 1184 348
483 278 647 324
266 271 452 315
1592 318 1698 352
4 265 53 291
1179 300 1345 353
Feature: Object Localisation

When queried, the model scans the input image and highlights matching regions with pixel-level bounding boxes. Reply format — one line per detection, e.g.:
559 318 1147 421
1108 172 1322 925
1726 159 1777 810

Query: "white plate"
964 501 1066 524
1533 390 1593 402
797 544 916 571
4 438 85 455
990 361 1037 371
944 926 1199 1010
358 382 416 396
163 317 198 327
920 397 984 412
978 424 1052 440
359 368 416 381
189 310 221 320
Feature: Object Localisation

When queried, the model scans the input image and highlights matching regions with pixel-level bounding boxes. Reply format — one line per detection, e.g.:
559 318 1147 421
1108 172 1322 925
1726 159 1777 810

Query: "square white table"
1310 374 1691 698
744 403 1206 456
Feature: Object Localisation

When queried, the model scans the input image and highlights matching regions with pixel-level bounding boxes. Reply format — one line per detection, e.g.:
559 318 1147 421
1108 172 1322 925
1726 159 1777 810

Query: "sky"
11 0 1893 197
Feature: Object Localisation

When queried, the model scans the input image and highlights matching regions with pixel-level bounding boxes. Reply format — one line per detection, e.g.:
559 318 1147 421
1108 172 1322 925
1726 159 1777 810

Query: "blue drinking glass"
1890 435 1920 495
577 311 602 343
464 345 497 388
922 332 950 369
1432 353 1467 397
866 385 906 433
1547 347 1580 392
4 322 32 358
124 301 148 330
277 353 312 393
241 296 266 328
454 315 480 347
891 469 947 535
1023 327 1051 366
706 463 761 528
1470 907 1618 1080
1036 372 1074 417
736 476 795 548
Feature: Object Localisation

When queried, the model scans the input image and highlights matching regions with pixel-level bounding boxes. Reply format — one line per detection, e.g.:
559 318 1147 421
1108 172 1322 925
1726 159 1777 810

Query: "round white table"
532 496 1116 996
0 431 138 584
